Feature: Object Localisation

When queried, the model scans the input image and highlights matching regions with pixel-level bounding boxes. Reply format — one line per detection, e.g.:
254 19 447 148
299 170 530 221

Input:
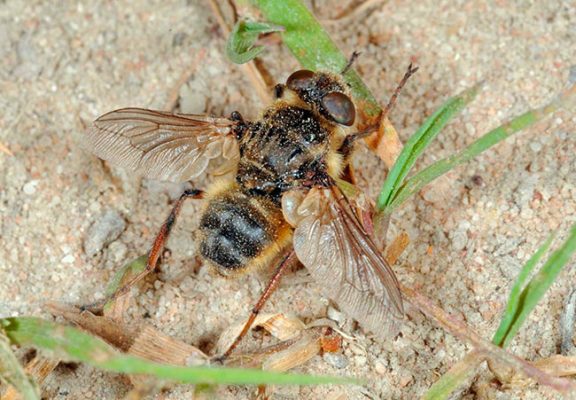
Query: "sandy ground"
1 0 575 399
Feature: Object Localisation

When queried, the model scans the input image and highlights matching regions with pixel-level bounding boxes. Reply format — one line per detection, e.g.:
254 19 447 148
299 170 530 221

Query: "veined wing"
283 187 403 338
85 108 240 182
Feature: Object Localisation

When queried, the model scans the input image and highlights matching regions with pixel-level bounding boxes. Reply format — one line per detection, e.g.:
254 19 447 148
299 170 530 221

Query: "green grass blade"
496 224 576 348
422 225 575 399
422 351 483 400
0 328 40 400
1 317 358 386
386 82 575 213
104 254 147 297
102 254 147 312
226 21 283 64
492 232 557 347
250 0 381 118
376 83 482 212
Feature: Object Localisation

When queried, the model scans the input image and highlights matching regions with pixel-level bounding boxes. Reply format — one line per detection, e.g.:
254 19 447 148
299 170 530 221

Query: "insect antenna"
381 62 419 119
341 51 361 74
337 62 419 157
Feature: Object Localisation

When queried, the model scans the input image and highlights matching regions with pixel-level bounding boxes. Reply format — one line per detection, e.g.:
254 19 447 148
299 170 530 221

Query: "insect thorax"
236 105 331 203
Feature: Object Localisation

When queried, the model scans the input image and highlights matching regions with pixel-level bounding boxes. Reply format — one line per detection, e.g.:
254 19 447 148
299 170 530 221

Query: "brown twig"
402 285 576 393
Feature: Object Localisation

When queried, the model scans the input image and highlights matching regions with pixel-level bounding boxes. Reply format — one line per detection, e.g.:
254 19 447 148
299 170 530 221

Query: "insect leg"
216 250 298 362
81 188 204 312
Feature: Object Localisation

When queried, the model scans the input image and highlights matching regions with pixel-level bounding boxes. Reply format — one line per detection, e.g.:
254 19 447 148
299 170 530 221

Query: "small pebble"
520 207 534 219
107 241 127 263
354 355 367 367
398 371 414 387
374 360 388 375
569 66 576 84
83 209 126 257
451 230 468 251
561 288 576 355
61 254 75 264
22 180 38 195
323 353 349 369
529 141 542 152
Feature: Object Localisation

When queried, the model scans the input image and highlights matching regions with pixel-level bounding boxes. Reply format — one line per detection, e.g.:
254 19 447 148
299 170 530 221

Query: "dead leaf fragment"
216 313 306 354
262 332 321 372
385 232 410 265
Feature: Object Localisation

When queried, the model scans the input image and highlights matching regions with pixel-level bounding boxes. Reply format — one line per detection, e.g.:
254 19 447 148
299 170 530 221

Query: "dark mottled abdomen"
199 188 289 274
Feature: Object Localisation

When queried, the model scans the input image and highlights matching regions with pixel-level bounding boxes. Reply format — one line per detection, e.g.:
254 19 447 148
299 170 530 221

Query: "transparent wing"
85 108 240 182
283 187 404 337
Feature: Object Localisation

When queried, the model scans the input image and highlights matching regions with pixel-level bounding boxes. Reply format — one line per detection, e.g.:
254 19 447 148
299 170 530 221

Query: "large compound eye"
286 70 315 91
321 92 355 126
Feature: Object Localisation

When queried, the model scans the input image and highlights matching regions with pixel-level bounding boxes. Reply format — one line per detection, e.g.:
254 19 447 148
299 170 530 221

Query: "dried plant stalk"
320 0 388 24
532 355 576 378
128 326 207 389
402 285 576 393
128 326 207 366
46 302 138 351
489 355 576 389
3 355 59 400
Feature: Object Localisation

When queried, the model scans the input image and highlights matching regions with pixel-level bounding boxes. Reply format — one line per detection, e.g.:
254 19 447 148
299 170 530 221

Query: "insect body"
199 186 291 275
85 69 403 356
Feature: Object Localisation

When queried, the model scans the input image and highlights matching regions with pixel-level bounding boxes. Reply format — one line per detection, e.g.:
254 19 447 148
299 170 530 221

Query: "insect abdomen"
199 188 291 275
